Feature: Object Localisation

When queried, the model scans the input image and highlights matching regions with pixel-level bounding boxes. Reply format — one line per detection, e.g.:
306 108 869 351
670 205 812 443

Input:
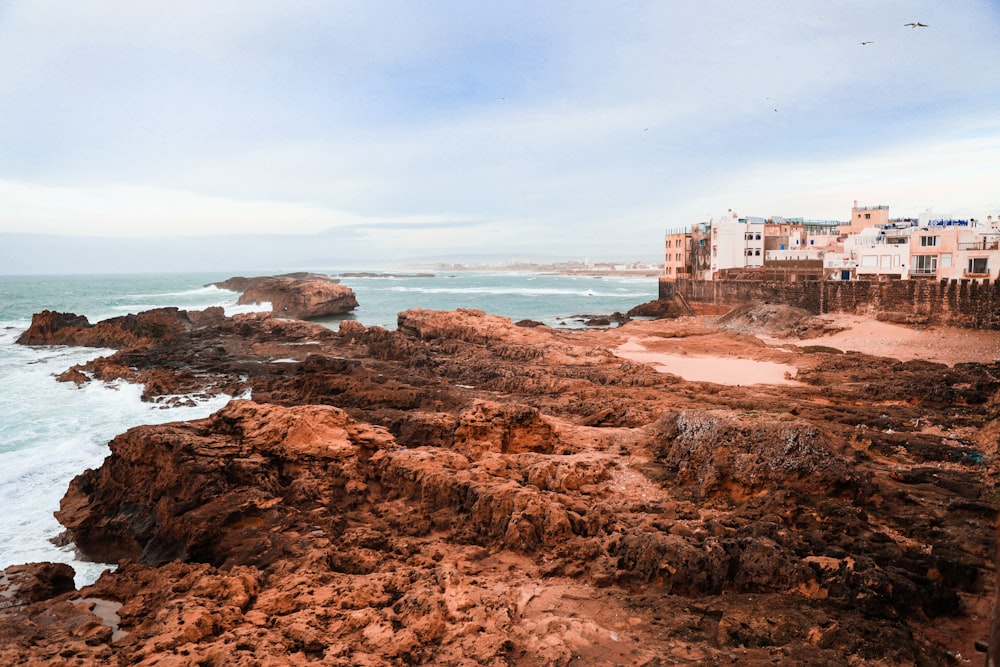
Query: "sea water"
0 270 657 585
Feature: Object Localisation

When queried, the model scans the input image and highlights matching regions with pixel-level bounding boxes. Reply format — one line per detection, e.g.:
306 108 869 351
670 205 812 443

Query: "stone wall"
661 277 1000 329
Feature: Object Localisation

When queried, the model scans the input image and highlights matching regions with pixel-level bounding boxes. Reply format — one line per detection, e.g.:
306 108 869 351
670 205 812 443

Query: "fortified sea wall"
661 277 1000 329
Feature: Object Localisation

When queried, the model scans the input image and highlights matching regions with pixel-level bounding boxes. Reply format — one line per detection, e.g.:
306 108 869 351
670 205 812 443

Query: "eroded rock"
213 274 358 319
4 307 995 664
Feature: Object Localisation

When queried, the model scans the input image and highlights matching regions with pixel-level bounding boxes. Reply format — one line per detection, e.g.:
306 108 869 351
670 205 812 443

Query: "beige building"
909 224 1000 281
663 229 692 279
664 202 1000 283
840 202 889 235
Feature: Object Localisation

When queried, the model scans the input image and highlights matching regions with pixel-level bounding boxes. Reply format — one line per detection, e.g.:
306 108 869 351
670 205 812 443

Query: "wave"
0 341 235 587
125 285 226 299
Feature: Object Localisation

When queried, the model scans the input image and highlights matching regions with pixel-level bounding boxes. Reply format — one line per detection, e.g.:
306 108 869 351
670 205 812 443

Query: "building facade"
663 203 1000 283
663 229 692 279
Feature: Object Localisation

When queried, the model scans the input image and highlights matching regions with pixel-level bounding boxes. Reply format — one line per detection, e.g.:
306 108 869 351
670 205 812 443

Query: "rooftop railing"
958 240 1000 251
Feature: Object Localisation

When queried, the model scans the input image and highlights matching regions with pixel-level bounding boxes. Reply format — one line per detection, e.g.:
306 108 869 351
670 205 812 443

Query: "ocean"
0 270 657 585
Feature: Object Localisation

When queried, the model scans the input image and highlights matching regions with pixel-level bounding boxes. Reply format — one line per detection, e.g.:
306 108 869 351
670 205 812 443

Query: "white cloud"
0 0 999 272
677 127 1000 223
0 179 468 237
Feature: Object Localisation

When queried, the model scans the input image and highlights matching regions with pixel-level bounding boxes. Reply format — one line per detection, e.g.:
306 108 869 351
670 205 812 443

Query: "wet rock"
0 563 76 609
236 276 358 319
16 307 222 348
3 306 994 664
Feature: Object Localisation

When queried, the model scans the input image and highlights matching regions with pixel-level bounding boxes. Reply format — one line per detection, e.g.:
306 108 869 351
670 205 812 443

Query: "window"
912 255 937 274
940 253 952 268
969 257 988 274
861 255 878 267
865 213 871 220
920 236 940 247
755 249 761 256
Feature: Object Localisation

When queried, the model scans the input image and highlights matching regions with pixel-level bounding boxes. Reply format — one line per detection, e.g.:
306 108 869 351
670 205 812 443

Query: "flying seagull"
904 22 928 28
860 41 874 45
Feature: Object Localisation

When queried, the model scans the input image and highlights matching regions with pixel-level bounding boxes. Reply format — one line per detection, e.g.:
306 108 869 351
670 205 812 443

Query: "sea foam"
0 325 233 587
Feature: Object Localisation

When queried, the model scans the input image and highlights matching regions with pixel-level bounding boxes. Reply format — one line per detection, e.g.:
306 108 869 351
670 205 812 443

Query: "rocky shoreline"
3 303 997 665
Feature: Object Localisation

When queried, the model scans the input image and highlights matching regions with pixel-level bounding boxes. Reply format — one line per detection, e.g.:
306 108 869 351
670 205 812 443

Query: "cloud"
0 179 481 238
677 126 1000 223
0 1 999 273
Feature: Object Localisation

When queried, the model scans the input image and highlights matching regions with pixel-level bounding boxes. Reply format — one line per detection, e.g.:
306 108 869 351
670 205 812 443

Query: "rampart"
660 277 1000 329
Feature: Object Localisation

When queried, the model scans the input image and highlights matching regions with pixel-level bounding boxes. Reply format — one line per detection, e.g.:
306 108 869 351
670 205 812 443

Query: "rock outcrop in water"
16 307 226 348
4 306 997 664
213 273 358 320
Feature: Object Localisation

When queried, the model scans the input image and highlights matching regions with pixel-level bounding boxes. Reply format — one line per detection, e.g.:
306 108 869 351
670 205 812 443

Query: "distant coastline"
416 260 663 277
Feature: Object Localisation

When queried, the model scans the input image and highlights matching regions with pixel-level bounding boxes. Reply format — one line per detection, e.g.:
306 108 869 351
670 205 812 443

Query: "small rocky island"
3 302 997 664
212 272 358 320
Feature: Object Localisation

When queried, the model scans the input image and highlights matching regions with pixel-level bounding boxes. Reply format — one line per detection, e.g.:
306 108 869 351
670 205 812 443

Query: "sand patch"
760 315 1000 366
614 338 801 386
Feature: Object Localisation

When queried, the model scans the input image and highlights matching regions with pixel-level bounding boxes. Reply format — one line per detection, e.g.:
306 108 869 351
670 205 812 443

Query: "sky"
1 1 999 273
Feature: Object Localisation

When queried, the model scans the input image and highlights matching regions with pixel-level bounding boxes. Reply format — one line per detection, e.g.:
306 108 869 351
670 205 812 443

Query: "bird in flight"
860 41 874 45
904 22 928 28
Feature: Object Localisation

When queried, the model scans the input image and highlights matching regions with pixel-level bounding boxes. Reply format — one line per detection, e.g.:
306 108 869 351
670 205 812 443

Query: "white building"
665 203 1000 283
707 212 766 274
843 225 913 279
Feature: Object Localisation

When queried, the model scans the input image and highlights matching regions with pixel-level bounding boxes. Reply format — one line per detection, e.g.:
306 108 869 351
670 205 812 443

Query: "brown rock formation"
211 272 340 292
627 295 692 318
5 306 999 664
16 307 225 348
213 273 358 320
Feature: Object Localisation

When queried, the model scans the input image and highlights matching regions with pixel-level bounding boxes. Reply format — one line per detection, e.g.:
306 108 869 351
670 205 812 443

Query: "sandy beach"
769 314 1000 366
611 312 1000 385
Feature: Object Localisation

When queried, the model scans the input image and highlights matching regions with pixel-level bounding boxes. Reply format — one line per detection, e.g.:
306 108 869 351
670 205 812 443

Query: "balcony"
958 240 1000 251
910 267 938 276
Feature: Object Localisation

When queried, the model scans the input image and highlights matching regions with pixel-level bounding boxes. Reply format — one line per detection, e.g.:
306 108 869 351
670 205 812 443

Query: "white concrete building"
664 203 1000 283
844 225 913 279
707 212 767 274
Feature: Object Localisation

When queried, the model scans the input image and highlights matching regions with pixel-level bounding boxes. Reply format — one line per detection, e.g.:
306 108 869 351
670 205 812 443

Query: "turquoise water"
0 270 656 328
0 270 657 585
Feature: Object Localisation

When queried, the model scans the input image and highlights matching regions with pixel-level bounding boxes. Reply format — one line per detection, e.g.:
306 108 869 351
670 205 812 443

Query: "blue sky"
1 1 999 272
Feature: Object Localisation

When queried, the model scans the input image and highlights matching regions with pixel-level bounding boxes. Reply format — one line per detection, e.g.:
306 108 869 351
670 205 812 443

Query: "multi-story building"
908 221 1000 281
804 221 842 249
842 224 912 279
663 202 1000 283
663 228 692 279
689 223 713 281
704 213 770 272
840 203 889 236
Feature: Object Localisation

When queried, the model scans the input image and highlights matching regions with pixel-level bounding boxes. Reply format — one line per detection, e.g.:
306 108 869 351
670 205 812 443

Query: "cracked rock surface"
3 306 996 665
